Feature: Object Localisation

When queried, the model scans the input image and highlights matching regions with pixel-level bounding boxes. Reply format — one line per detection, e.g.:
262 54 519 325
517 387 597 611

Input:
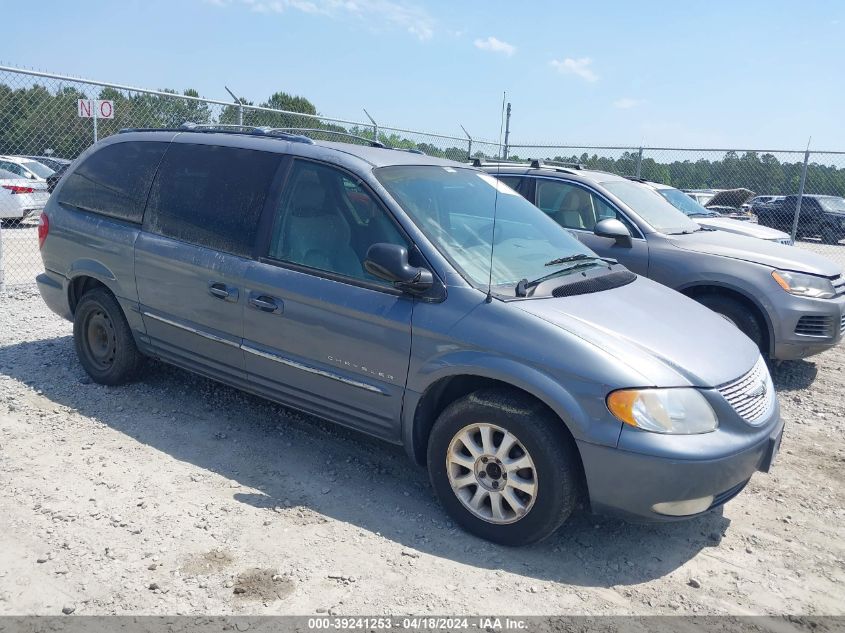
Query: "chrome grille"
717 358 775 425
841 314 845 335
795 315 834 337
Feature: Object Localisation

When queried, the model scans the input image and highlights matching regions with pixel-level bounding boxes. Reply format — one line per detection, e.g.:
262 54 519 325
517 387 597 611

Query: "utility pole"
503 102 512 159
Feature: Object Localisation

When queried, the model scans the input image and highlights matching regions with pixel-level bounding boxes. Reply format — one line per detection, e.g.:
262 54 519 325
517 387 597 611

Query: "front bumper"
769 292 845 360
578 404 783 523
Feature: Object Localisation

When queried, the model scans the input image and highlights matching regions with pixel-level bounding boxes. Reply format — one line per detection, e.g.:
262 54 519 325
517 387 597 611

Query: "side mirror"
594 218 632 246
364 243 433 294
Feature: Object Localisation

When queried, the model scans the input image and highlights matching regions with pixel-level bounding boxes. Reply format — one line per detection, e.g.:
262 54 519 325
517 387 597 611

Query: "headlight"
772 270 836 299
607 388 718 434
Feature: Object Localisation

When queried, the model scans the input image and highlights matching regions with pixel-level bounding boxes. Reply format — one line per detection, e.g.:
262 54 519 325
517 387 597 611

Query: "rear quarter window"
57 141 169 223
144 143 282 257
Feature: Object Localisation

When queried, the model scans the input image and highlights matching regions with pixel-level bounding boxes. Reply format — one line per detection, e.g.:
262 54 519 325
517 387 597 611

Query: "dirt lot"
0 289 843 617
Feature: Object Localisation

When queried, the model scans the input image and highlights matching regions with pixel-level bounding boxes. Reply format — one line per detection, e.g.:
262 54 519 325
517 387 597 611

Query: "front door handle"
208 281 239 302
248 293 283 314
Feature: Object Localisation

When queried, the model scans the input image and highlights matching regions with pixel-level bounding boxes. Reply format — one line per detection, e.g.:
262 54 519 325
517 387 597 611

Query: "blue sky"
4 0 844 149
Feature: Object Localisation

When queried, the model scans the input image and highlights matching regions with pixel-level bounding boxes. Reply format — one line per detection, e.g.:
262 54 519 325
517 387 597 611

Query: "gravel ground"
0 288 843 617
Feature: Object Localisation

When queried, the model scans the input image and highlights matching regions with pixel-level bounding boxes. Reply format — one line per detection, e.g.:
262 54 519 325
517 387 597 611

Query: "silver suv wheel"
446 422 538 524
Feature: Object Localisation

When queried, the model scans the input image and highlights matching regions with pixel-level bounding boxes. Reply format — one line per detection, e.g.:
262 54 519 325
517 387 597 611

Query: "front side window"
375 166 598 293
268 160 409 286
535 179 630 232
58 141 169 223
145 143 281 257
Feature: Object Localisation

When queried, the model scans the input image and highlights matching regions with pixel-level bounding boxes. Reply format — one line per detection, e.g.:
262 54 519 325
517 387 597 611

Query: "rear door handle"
208 281 239 302
248 293 283 314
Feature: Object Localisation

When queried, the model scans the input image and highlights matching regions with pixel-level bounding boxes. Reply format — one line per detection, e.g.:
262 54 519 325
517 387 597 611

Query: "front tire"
427 388 581 546
73 287 145 385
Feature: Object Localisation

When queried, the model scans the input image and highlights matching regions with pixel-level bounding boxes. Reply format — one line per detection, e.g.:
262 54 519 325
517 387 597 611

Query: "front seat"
283 179 364 278
554 189 593 229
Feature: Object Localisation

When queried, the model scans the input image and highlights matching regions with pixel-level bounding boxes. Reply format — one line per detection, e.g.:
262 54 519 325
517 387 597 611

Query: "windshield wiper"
515 260 605 297
543 253 603 267
687 212 717 218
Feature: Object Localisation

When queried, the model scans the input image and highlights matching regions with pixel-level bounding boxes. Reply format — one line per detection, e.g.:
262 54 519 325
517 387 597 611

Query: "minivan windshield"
601 180 702 234
375 166 599 294
657 186 718 218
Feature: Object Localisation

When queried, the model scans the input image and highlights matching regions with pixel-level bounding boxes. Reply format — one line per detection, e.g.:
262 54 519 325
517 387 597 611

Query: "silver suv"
37 128 782 545
481 161 845 361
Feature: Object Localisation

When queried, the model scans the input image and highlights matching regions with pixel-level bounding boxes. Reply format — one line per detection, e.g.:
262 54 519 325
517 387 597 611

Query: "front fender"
402 351 623 461
675 275 776 355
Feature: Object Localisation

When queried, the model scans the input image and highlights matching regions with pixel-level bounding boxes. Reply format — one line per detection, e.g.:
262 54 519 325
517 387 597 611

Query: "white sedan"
0 168 49 222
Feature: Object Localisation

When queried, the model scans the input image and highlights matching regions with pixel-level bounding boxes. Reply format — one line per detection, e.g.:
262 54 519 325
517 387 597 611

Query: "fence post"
460 124 473 160
790 149 810 244
363 109 378 144
0 221 5 294
635 147 644 178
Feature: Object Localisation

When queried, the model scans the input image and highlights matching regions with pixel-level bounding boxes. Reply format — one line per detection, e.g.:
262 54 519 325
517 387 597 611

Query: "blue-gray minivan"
36 128 783 545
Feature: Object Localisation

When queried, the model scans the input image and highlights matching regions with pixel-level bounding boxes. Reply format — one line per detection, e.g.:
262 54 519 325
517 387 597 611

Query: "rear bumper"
578 415 784 522
36 269 71 320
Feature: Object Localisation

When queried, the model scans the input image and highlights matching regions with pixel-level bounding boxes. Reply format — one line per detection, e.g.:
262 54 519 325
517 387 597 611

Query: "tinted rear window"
144 143 282 257
57 141 168 223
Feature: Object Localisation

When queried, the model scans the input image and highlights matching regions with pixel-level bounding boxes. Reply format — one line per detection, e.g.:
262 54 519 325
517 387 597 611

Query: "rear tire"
696 294 765 353
427 388 581 546
73 287 145 385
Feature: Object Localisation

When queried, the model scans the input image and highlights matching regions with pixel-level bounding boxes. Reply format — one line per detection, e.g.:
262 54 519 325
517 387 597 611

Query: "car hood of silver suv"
515 275 761 388
668 229 842 277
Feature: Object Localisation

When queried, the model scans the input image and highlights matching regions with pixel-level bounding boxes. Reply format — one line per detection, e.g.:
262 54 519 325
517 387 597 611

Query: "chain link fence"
2 64 844 291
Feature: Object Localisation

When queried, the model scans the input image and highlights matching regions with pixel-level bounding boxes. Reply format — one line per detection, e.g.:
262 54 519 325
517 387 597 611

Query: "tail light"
38 212 49 249
2 184 35 194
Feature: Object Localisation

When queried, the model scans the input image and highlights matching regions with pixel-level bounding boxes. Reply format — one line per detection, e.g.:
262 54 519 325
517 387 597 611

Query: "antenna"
486 92 507 304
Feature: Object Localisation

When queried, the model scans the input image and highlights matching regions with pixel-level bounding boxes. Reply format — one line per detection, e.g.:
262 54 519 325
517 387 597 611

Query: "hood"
695 216 790 241
670 229 842 276
705 188 755 209
516 276 760 388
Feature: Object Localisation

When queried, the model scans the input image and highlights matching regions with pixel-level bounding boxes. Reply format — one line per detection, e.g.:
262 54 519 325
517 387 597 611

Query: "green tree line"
2 82 844 196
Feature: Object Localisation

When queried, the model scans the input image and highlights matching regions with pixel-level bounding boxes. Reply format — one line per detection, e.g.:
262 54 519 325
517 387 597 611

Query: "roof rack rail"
118 123 315 145
179 122 315 144
530 159 584 170
470 158 532 168
267 127 386 148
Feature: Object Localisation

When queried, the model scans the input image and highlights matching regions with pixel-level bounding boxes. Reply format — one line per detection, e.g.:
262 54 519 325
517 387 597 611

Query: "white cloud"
209 0 435 40
473 36 516 57
613 97 643 109
549 57 598 82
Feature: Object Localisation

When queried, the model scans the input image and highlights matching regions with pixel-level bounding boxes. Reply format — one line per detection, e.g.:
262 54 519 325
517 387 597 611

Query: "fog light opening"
652 496 714 517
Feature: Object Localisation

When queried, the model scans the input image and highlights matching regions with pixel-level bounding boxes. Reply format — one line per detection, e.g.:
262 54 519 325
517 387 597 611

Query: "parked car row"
35 128 843 545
